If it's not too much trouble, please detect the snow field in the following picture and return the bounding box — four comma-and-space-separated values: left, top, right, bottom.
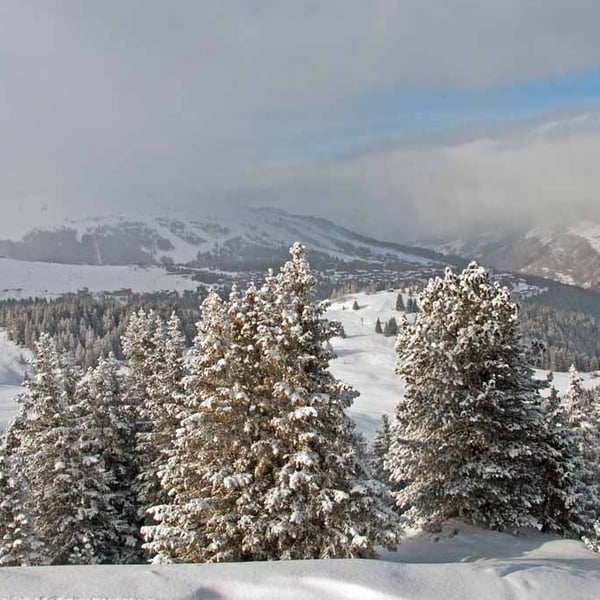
0, 331, 30, 431
1, 525, 599, 599
0, 258, 199, 301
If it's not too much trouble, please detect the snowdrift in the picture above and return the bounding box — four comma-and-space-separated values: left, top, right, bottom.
1, 525, 599, 599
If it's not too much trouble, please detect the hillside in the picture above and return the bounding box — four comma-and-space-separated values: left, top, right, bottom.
0, 208, 444, 270
423, 220, 600, 291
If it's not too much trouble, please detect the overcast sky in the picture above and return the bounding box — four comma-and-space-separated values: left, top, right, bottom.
3, 1, 600, 239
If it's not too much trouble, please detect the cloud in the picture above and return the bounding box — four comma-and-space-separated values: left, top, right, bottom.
1, 2, 600, 237
244, 115, 600, 240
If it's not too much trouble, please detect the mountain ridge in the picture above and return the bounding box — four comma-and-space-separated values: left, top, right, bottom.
0, 207, 451, 270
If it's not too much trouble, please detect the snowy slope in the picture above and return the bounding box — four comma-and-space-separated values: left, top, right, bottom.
0, 331, 29, 432
0, 207, 442, 267
1, 525, 599, 599
0, 257, 199, 300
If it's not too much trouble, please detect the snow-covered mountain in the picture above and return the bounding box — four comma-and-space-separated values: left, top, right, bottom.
0, 207, 443, 270
422, 220, 600, 290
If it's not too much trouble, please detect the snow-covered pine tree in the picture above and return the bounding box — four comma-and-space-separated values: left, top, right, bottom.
371, 414, 392, 485
563, 366, 600, 534
121, 309, 164, 522
537, 386, 589, 536
19, 334, 116, 564
136, 312, 186, 539
78, 354, 141, 562
252, 243, 396, 559
387, 262, 549, 531
0, 422, 44, 566
145, 245, 396, 563
142, 290, 239, 562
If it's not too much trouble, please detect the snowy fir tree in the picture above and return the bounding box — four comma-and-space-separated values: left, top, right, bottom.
371, 414, 392, 485
122, 309, 165, 522
387, 262, 550, 531
0, 424, 44, 566
252, 245, 396, 559
144, 244, 396, 563
537, 387, 589, 536
395, 293, 405, 312
563, 366, 600, 534
77, 354, 141, 562
18, 334, 118, 564
136, 312, 187, 535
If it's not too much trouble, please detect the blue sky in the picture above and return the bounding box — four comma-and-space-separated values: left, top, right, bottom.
257, 66, 600, 162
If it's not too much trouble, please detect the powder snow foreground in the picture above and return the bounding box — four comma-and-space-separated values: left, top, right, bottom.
1, 524, 599, 599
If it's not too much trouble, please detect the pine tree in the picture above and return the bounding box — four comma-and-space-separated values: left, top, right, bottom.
122, 309, 164, 523
144, 245, 396, 563
136, 313, 186, 539
563, 366, 600, 534
396, 293, 405, 312
537, 387, 588, 536
19, 335, 115, 564
383, 317, 398, 337
375, 318, 383, 334
0, 423, 44, 566
387, 263, 549, 531
352, 300, 359, 311
78, 355, 141, 562
371, 414, 392, 485
253, 244, 396, 559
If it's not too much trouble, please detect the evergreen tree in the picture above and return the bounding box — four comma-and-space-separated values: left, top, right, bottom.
136, 313, 186, 539
352, 300, 359, 311
563, 366, 600, 534
78, 355, 141, 562
19, 335, 116, 564
383, 317, 398, 337
122, 309, 164, 523
537, 387, 588, 536
0, 423, 44, 566
144, 245, 396, 563
395, 293, 405, 312
375, 318, 383, 334
387, 263, 549, 531
371, 415, 392, 485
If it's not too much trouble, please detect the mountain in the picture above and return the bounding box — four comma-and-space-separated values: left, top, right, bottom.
422, 220, 600, 291
0, 207, 445, 271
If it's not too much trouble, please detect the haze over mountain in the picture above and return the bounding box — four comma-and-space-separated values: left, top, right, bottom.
422, 219, 600, 291
2, 3, 600, 243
